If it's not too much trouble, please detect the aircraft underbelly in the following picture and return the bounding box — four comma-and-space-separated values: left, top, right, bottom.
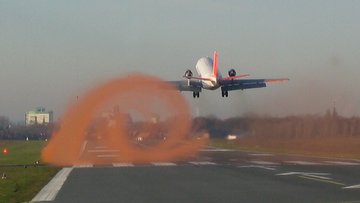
202, 81, 219, 90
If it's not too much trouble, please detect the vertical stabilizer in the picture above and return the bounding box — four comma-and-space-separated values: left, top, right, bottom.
213, 51, 219, 78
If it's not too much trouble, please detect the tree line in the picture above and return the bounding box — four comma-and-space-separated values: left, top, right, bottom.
1, 107, 360, 140
0, 116, 54, 140
192, 108, 360, 139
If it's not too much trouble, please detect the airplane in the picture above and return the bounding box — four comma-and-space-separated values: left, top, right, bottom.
171, 51, 289, 98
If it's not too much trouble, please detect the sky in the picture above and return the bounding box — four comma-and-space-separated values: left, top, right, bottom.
1, 0, 360, 122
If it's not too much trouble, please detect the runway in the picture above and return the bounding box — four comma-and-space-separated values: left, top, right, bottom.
33, 147, 360, 203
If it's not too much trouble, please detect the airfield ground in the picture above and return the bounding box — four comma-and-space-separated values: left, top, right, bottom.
210, 137, 360, 159
1, 137, 360, 202
0, 141, 59, 203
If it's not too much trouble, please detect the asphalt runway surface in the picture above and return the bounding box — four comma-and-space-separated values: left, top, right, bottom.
34, 146, 360, 203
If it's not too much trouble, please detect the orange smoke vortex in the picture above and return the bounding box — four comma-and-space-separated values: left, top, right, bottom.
42, 74, 207, 166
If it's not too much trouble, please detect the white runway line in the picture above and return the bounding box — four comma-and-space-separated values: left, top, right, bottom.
324, 161, 360, 166
238, 165, 277, 171
96, 154, 119, 158
95, 146, 108, 149
249, 160, 279, 165
151, 162, 177, 166
112, 163, 134, 167
343, 184, 360, 189
73, 164, 93, 168
277, 172, 332, 181
248, 153, 274, 156
277, 172, 330, 176
88, 149, 120, 153
301, 174, 332, 180
285, 161, 321, 165
189, 161, 217, 165
78, 140, 88, 158
200, 148, 237, 152
31, 167, 73, 202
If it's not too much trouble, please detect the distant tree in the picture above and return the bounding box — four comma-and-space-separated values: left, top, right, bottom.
0, 116, 10, 130
0, 115, 56, 140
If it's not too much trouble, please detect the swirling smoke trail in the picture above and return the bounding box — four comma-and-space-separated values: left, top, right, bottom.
42, 74, 207, 166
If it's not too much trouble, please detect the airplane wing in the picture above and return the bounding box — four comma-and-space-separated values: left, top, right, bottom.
220, 78, 289, 91
169, 80, 202, 92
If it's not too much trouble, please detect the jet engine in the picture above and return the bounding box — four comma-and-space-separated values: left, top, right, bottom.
228, 69, 236, 77
184, 69, 193, 78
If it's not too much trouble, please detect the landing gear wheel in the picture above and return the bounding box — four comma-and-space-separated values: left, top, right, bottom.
193, 92, 200, 98
221, 91, 228, 97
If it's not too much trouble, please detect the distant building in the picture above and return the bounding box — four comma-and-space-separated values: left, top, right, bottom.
226, 134, 237, 140
25, 107, 54, 125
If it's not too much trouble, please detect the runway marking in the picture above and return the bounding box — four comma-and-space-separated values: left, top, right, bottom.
113, 163, 134, 167
96, 154, 119, 158
238, 165, 277, 171
74, 164, 93, 168
95, 146, 108, 149
277, 172, 330, 176
152, 162, 177, 166
324, 161, 360, 165
248, 153, 274, 156
276, 172, 345, 186
88, 149, 120, 153
189, 161, 217, 165
203, 156, 214, 161
31, 167, 73, 202
343, 184, 360, 189
200, 148, 237, 152
249, 160, 279, 165
298, 175, 346, 186
79, 140, 88, 157
300, 174, 332, 180
285, 161, 321, 165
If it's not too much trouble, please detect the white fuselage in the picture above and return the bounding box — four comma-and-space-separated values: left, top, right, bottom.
195, 57, 222, 90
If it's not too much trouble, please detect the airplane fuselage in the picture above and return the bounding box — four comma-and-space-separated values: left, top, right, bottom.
195, 57, 222, 90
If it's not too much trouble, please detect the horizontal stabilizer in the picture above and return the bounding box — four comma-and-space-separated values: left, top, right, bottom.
264, 78, 290, 83
222, 74, 250, 81
169, 80, 202, 92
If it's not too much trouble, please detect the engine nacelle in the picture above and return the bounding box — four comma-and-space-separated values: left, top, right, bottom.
228, 69, 236, 77
184, 69, 193, 78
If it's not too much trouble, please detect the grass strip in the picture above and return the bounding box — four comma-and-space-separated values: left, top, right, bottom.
0, 141, 60, 203
210, 137, 360, 159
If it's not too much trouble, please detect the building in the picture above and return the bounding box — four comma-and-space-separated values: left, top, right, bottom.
25, 107, 54, 125
226, 134, 237, 140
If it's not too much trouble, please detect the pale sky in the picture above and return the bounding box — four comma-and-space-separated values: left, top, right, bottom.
1, 0, 360, 121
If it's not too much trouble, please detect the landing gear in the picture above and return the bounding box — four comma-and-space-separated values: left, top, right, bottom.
193, 92, 200, 98
221, 91, 228, 97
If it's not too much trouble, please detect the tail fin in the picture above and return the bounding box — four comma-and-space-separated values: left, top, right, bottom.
213, 51, 218, 78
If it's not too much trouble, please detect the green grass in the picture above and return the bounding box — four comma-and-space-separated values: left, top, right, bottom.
0, 141, 47, 165
209, 139, 240, 150
0, 141, 59, 203
0, 166, 59, 203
